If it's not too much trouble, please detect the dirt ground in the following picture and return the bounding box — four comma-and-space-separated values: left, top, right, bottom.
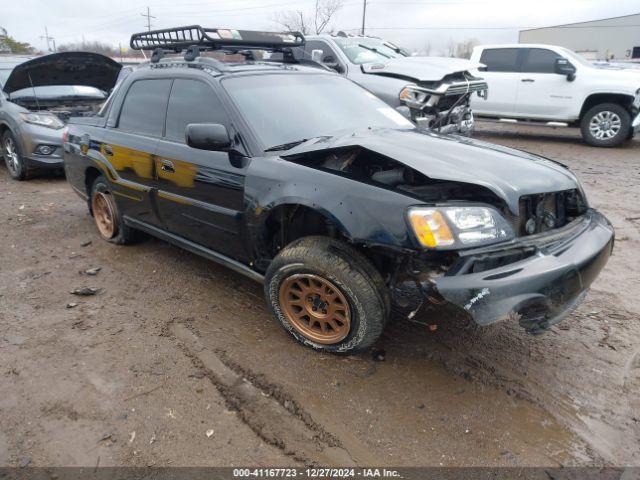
1, 123, 638, 468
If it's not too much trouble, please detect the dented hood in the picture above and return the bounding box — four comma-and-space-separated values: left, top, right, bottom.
3, 52, 121, 94
284, 129, 580, 215
361, 56, 481, 82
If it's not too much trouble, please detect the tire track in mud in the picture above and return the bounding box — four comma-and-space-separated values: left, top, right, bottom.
406, 301, 639, 465
163, 319, 375, 466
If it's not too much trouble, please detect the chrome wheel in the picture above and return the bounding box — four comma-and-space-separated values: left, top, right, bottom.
3, 136, 20, 175
589, 111, 622, 140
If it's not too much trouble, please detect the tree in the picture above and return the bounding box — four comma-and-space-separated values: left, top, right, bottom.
273, 0, 343, 35
0, 30, 35, 54
454, 38, 479, 59
446, 39, 456, 58
58, 40, 119, 56
272, 10, 310, 35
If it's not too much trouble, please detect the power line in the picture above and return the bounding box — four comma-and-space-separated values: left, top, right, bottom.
141, 6, 156, 32
40, 26, 55, 52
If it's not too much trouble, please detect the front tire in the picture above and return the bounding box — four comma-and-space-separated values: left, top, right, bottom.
265, 236, 388, 354
580, 103, 630, 147
2, 130, 29, 180
89, 175, 140, 245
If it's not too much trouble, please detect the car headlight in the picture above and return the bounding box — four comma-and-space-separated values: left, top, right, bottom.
20, 112, 64, 129
408, 206, 514, 249
399, 85, 429, 109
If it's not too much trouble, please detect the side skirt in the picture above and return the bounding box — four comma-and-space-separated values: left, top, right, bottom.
123, 216, 264, 284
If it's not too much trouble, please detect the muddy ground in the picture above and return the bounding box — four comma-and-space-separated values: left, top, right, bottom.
0, 123, 638, 468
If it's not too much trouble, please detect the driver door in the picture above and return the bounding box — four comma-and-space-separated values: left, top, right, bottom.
154, 78, 247, 260
514, 48, 576, 119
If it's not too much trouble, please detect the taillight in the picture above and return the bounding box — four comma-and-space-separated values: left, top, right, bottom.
61, 128, 69, 144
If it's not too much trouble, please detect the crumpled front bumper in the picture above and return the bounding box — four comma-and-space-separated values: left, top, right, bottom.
431, 210, 614, 333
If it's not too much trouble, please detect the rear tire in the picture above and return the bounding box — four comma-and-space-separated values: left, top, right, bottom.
89, 175, 140, 245
2, 130, 29, 180
580, 103, 630, 147
265, 236, 388, 354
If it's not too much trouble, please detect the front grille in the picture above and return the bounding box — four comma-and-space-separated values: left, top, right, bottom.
443, 80, 488, 96
516, 189, 587, 236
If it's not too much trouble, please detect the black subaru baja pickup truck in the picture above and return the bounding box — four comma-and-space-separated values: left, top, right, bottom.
63, 26, 614, 354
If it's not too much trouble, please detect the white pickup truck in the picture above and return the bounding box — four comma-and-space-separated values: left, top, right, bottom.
470, 44, 640, 147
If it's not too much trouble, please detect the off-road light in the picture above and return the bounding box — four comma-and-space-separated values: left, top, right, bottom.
408, 208, 454, 248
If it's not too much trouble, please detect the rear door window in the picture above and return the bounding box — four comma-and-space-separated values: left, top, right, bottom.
479, 48, 521, 72
164, 79, 229, 143
117, 79, 172, 137
522, 48, 562, 74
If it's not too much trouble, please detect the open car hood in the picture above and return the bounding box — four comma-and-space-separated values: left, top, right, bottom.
2, 52, 121, 94
284, 129, 580, 215
361, 56, 482, 82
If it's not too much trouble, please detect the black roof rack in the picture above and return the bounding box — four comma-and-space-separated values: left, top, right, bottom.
130, 25, 305, 52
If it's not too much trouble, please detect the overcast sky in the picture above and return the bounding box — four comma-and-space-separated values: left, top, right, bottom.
2, 0, 639, 55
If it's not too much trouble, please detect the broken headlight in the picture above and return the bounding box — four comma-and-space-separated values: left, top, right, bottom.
399, 85, 429, 109
20, 112, 64, 130
408, 206, 514, 249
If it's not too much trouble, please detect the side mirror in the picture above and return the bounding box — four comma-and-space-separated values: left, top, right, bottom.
185, 123, 231, 151
554, 58, 576, 81
322, 55, 343, 73
311, 49, 323, 62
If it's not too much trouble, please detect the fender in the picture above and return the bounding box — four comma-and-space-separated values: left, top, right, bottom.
244, 155, 419, 251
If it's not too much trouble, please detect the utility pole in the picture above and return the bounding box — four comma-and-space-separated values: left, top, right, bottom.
140, 7, 156, 32
40, 26, 55, 52
361, 0, 367, 35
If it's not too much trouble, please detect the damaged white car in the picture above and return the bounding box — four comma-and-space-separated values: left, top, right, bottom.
294, 32, 488, 135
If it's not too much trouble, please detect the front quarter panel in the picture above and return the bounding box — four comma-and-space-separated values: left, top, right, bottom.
352, 74, 408, 108
244, 155, 419, 252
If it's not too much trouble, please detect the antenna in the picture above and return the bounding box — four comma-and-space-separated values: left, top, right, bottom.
140, 7, 156, 32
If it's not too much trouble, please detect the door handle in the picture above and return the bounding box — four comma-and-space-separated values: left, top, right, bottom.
521, 78, 535, 83
103, 144, 113, 156
160, 159, 175, 173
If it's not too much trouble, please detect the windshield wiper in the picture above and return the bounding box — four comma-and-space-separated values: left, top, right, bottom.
358, 44, 392, 59
264, 138, 310, 152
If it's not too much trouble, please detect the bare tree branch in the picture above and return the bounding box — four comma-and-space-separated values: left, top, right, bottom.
272, 10, 310, 35
273, 0, 343, 35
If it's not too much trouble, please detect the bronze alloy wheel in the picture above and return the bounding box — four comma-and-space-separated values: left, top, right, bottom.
91, 191, 117, 239
279, 273, 351, 345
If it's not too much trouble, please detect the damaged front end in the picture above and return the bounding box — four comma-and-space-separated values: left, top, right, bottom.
429, 210, 614, 333
398, 71, 488, 135
278, 130, 613, 334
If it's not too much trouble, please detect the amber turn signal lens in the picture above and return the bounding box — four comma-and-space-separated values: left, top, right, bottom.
408, 209, 455, 248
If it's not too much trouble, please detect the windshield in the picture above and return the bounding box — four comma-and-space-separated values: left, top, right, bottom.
333, 37, 409, 65
223, 73, 414, 150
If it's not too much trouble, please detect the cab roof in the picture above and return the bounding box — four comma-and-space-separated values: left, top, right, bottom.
140, 55, 329, 77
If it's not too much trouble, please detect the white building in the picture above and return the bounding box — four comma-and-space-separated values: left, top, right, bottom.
519, 13, 640, 61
